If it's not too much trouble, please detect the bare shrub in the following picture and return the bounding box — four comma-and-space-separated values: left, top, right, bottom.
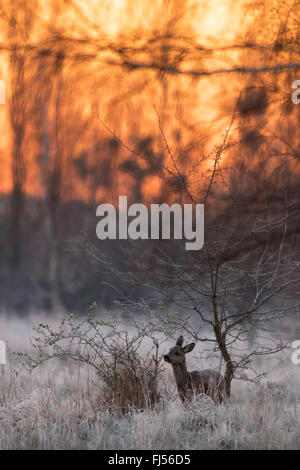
100, 348, 161, 415
15, 306, 171, 415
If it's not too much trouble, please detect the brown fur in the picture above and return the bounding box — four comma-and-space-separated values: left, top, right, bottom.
164, 336, 225, 404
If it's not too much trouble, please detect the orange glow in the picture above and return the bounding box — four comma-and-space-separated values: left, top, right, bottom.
0, 0, 296, 203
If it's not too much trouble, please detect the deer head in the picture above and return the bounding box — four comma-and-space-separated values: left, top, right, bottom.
164, 335, 195, 366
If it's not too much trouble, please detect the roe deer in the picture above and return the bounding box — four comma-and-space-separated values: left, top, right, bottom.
164, 335, 225, 404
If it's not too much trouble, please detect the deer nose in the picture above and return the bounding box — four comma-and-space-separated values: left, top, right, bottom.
164, 355, 170, 362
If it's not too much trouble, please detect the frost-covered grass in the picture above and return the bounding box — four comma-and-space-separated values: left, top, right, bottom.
0, 313, 299, 450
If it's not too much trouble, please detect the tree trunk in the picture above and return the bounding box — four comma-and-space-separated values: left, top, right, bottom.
213, 319, 234, 397
224, 360, 234, 397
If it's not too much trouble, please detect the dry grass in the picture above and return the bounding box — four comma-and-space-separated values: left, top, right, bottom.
0, 369, 299, 449
0, 313, 299, 449
100, 350, 162, 415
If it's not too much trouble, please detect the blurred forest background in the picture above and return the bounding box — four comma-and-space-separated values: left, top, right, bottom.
0, 0, 300, 318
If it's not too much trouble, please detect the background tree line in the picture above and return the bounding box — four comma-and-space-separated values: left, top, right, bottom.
0, 0, 299, 323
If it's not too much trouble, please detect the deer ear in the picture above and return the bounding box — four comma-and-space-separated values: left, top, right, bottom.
183, 342, 195, 354
176, 335, 184, 347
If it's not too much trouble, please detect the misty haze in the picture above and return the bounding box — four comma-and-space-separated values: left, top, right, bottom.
0, 0, 299, 452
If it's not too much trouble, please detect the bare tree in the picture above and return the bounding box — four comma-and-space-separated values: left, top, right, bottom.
0, 0, 37, 268
83, 104, 300, 397
89, 198, 300, 397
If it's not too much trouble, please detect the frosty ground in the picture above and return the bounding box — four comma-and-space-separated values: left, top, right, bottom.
0, 313, 299, 450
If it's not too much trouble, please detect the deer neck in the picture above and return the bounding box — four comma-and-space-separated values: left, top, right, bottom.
172, 360, 188, 390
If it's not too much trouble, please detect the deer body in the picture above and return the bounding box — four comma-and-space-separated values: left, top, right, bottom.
164, 336, 225, 404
